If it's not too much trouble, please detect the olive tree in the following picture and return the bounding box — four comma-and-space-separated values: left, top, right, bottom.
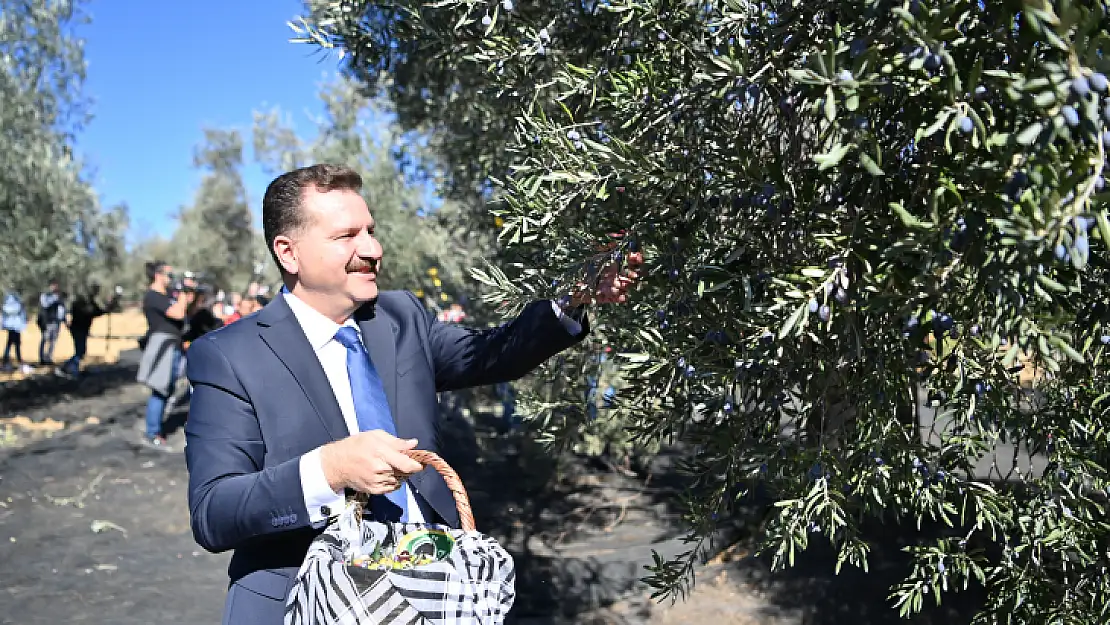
168, 129, 258, 290
0, 0, 118, 296
299, 0, 1110, 621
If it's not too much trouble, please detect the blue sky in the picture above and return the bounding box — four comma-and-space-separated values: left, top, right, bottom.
78, 0, 341, 242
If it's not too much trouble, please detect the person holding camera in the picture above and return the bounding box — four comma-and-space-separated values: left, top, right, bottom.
57, 283, 121, 378
136, 261, 192, 449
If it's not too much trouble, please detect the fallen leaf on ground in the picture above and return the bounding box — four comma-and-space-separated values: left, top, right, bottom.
0, 416, 65, 432
90, 520, 127, 536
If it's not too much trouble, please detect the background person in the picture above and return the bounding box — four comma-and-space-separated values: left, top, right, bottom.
136, 261, 191, 449
1, 291, 32, 374
58, 283, 121, 377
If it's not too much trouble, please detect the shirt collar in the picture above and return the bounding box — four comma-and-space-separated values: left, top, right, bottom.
281, 287, 359, 353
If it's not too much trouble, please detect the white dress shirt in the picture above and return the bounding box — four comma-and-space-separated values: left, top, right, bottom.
289, 290, 582, 526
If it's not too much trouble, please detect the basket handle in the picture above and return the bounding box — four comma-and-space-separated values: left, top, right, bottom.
403, 449, 476, 532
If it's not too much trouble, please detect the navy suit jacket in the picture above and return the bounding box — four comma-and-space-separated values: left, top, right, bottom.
184, 291, 586, 624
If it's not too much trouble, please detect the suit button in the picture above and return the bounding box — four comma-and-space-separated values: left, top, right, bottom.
290, 513, 298, 524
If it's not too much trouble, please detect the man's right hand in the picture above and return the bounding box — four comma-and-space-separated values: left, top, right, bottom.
319, 430, 424, 495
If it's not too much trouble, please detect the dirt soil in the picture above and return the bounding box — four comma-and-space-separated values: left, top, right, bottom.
0, 368, 984, 625
0, 365, 226, 624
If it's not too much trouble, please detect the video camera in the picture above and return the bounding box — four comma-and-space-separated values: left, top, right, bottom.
169, 270, 212, 299
168, 270, 192, 294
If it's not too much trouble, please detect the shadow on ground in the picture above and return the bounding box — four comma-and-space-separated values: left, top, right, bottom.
0, 348, 143, 418
435, 398, 740, 624
711, 515, 987, 625
0, 364, 140, 418
437, 394, 988, 625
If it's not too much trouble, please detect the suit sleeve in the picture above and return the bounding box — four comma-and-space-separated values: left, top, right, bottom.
408, 292, 589, 392
184, 337, 310, 553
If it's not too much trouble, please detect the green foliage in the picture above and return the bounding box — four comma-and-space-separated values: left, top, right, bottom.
0, 0, 122, 296
80, 201, 131, 290
303, 0, 1110, 621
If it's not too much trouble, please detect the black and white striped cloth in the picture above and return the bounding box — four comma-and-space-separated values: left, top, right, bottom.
284, 502, 515, 625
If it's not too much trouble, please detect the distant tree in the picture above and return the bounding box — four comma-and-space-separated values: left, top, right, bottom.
79, 201, 131, 290
0, 0, 119, 296
170, 129, 258, 290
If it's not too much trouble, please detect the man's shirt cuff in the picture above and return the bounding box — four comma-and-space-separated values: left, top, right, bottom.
300, 448, 345, 527
550, 300, 583, 335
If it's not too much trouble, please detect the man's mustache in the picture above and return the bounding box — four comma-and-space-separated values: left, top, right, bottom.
346, 258, 377, 273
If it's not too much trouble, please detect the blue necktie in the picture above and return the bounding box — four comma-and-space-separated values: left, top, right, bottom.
334, 326, 409, 522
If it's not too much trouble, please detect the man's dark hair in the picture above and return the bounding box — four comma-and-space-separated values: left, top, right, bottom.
262, 164, 364, 272
144, 260, 169, 284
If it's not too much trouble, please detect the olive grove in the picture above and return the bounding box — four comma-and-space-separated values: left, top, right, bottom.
299, 1, 1110, 621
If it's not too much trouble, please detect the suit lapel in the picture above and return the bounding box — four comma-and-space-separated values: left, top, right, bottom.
356, 304, 406, 438
257, 296, 349, 441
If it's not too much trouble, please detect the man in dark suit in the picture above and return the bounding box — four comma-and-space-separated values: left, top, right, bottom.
184, 164, 638, 625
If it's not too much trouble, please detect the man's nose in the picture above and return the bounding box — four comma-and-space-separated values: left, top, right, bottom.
355, 231, 382, 259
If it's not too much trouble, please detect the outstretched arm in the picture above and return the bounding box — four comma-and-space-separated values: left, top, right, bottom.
412, 293, 588, 392
415, 248, 641, 391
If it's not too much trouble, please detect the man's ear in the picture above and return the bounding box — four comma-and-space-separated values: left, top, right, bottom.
273, 236, 299, 275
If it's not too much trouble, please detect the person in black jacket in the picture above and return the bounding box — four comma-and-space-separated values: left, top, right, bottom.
183, 289, 224, 346
58, 284, 120, 377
